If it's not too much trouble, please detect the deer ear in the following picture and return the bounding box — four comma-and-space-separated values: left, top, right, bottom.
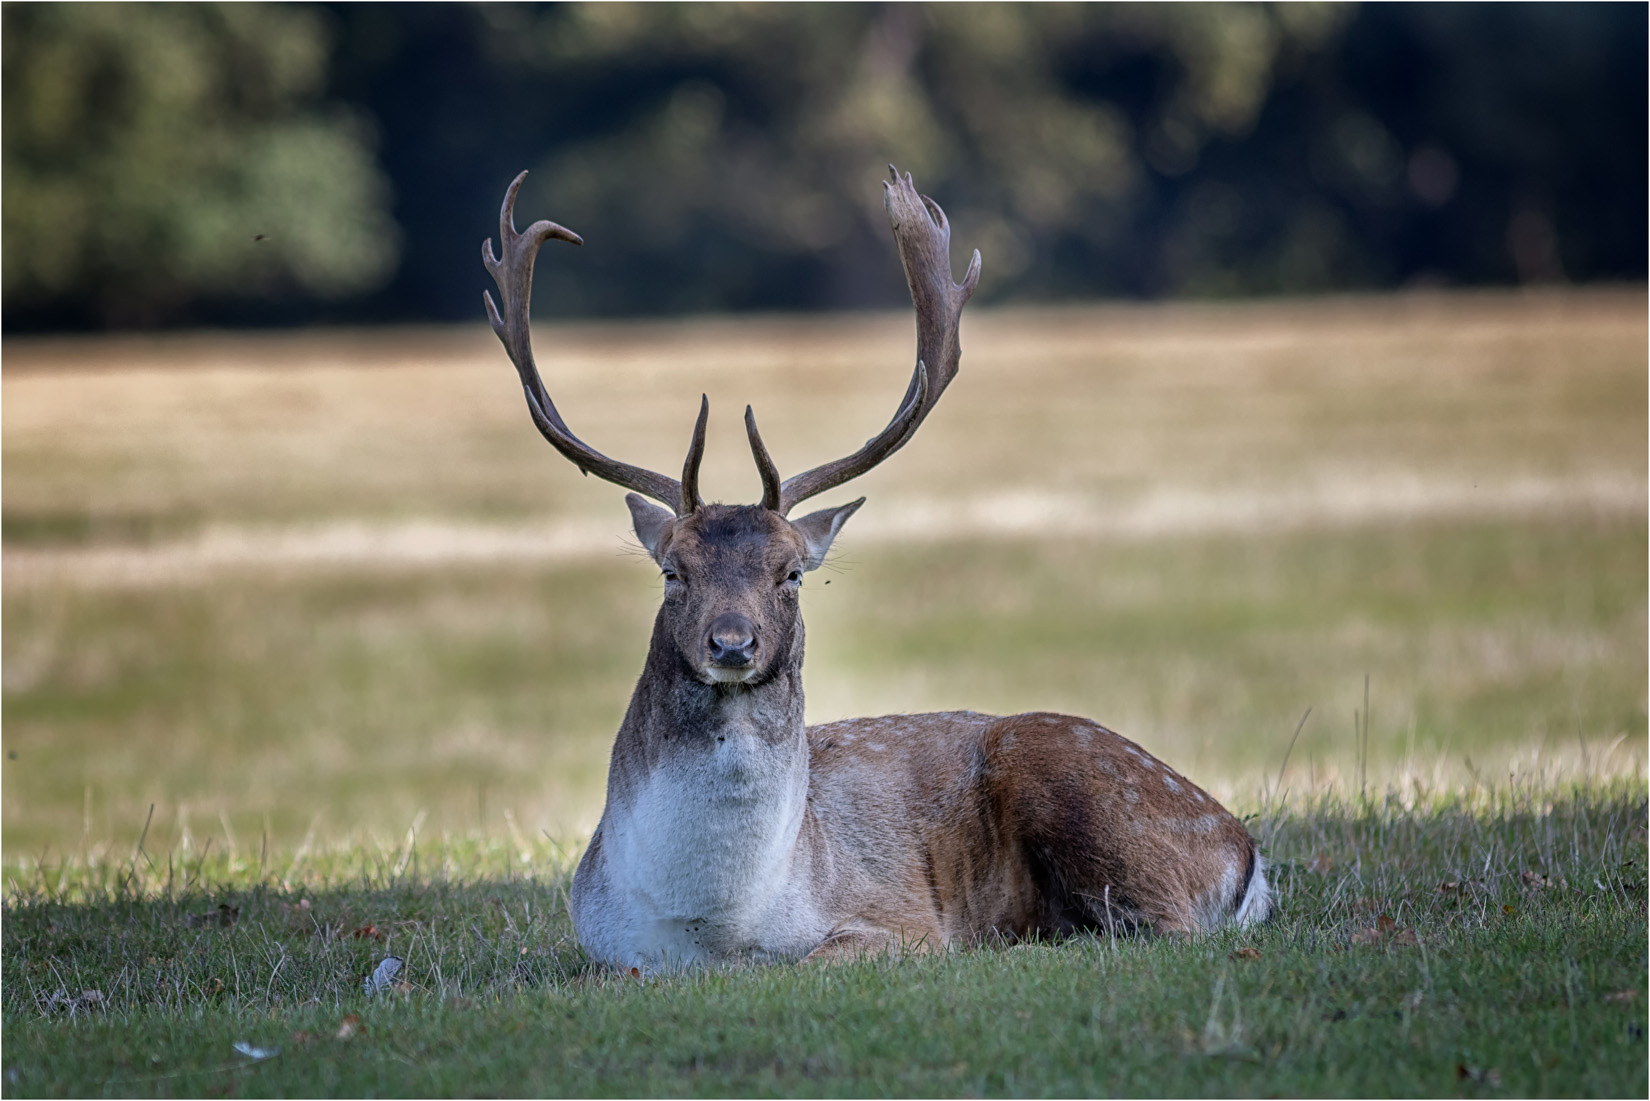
626, 493, 676, 564
791, 497, 864, 572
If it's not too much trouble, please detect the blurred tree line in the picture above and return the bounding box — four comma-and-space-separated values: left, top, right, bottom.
3, 2, 1644, 331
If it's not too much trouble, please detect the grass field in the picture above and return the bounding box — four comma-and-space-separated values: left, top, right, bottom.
2, 782, 1645, 1096
3, 289, 1646, 1096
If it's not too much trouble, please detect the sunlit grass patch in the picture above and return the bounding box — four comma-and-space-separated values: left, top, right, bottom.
4, 510, 1642, 856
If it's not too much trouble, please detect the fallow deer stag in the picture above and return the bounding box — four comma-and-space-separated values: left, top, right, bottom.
483, 165, 1271, 969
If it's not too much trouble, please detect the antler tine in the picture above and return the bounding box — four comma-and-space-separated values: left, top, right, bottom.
744, 405, 783, 512
776, 165, 980, 516
681, 396, 710, 513
483, 170, 694, 515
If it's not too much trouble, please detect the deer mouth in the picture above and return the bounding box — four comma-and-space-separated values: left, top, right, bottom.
704, 661, 759, 685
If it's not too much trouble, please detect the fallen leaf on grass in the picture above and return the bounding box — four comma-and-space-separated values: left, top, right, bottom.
335, 1014, 363, 1040
205, 977, 225, 997
363, 955, 404, 997
1230, 947, 1262, 960
232, 1041, 278, 1061
184, 904, 240, 929
351, 924, 384, 941
1350, 916, 1419, 947
1520, 869, 1566, 890
1603, 989, 1638, 1003
1307, 853, 1334, 874
1502, 904, 1518, 915
1438, 880, 1460, 893
1455, 1063, 1501, 1086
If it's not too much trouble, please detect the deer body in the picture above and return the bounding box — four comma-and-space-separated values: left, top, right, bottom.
482, 168, 1271, 970
570, 560, 1264, 969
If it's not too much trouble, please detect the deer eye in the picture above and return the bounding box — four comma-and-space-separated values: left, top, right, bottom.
662, 569, 682, 585
783, 569, 802, 587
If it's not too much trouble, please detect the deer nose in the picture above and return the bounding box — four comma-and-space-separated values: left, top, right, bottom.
706, 613, 758, 666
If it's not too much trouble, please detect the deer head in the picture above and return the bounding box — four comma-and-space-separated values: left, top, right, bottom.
483, 166, 979, 690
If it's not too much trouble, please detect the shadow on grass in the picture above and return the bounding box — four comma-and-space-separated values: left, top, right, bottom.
2, 778, 1644, 1097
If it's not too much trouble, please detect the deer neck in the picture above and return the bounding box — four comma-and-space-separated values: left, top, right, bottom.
620, 607, 809, 760
597, 619, 814, 932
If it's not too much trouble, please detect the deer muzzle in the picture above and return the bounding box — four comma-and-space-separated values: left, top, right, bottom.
705, 613, 760, 682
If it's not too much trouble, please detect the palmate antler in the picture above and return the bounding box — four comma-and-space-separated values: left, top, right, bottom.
484, 165, 979, 517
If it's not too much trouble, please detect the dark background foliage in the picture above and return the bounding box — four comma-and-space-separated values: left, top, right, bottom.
3, 2, 1644, 332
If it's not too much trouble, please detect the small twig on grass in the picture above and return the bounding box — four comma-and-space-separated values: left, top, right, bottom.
1268, 708, 1313, 825
263, 946, 288, 1006
285, 813, 322, 885
184, 838, 213, 894
1359, 674, 1371, 806
394, 810, 428, 880
218, 809, 240, 863
131, 804, 157, 880
1275, 707, 1312, 796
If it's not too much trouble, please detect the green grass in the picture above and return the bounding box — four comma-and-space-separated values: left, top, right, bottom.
4, 779, 1644, 1097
